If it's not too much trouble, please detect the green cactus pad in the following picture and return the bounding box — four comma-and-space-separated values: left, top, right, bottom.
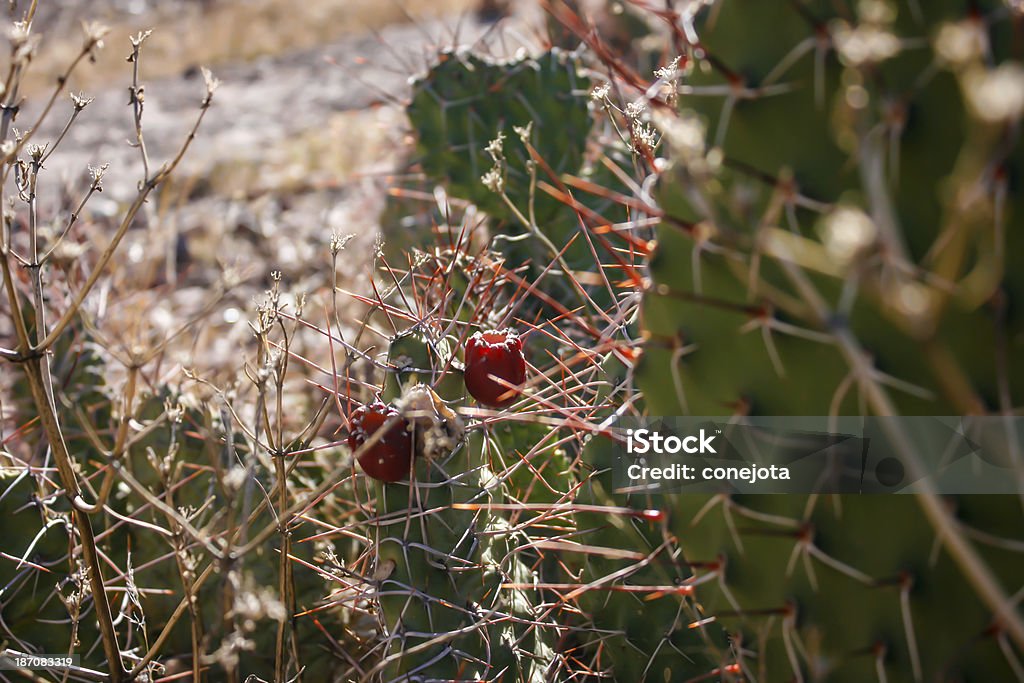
635, 1, 1024, 680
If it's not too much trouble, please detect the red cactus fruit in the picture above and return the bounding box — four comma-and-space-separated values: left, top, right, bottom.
348, 400, 413, 482
463, 328, 526, 408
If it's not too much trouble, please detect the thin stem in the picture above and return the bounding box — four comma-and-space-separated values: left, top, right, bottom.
40, 166, 105, 264
35, 80, 214, 352
20, 358, 125, 681
127, 31, 153, 181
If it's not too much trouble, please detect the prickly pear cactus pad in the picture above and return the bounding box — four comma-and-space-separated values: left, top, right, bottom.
348, 230, 572, 679
403, 46, 624, 288
641, 0, 1024, 416
568, 459, 739, 682
630, 0, 1024, 680
367, 384, 561, 681
407, 48, 591, 228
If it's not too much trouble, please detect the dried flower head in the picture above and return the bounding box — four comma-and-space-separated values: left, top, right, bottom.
481, 166, 504, 194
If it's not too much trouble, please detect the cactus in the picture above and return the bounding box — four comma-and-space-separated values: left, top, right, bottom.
407, 48, 591, 230
0, 323, 367, 681
356, 232, 572, 679
403, 47, 627, 295
568, 463, 738, 682
353, 201, 739, 680
12, 3, 1023, 681
367, 383, 562, 681
398, 41, 736, 679
631, 1, 1024, 680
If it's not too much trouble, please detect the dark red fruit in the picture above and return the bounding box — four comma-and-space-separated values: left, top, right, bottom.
464, 328, 526, 408
348, 401, 413, 482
